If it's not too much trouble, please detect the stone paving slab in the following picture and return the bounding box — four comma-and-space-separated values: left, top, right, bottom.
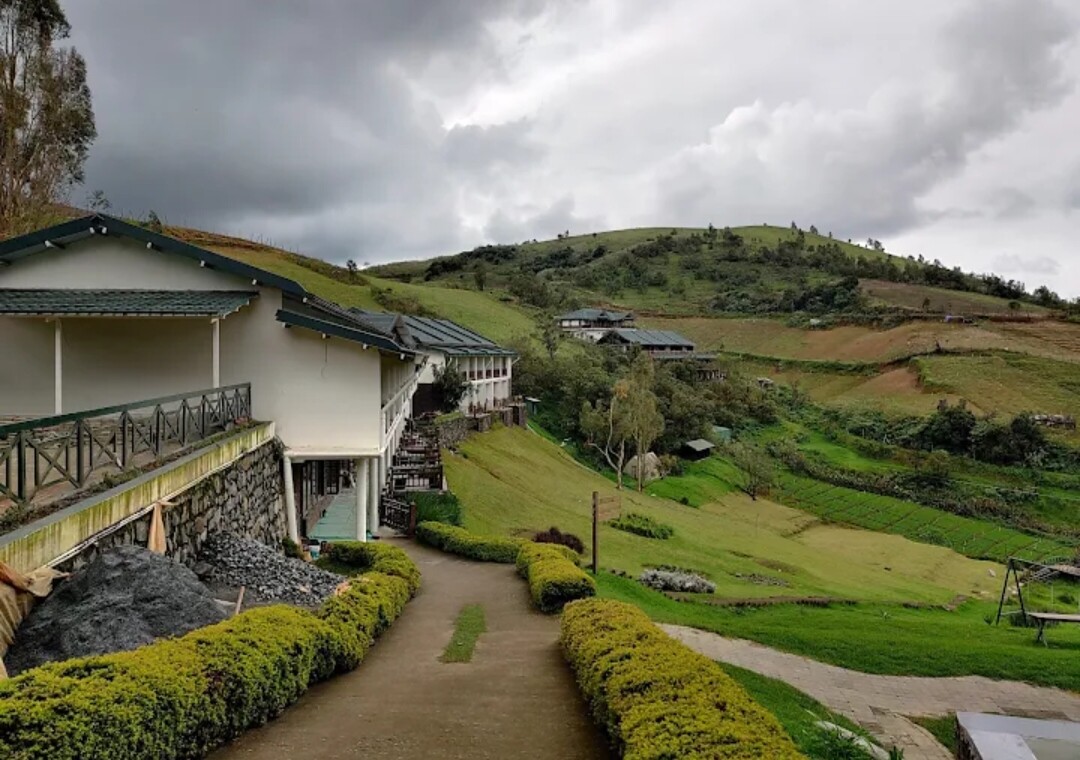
663, 624, 1080, 760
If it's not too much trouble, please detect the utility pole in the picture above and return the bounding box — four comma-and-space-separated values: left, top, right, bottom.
591, 491, 599, 575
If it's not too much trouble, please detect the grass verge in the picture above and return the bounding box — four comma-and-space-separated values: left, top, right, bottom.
909, 715, 958, 757
441, 604, 486, 663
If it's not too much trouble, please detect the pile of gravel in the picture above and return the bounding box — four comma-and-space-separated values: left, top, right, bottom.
639, 568, 716, 594
196, 533, 342, 606
5, 545, 227, 676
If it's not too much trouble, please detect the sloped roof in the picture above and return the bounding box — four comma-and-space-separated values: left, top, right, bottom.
0, 215, 414, 355
0, 289, 256, 317
602, 328, 695, 348
352, 309, 515, 357
557, 308, 633, 321
683, 439, 715, 452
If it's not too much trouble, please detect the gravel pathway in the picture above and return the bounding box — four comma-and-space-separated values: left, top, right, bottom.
663, 624, 1080, 760
211, 539, 610, 759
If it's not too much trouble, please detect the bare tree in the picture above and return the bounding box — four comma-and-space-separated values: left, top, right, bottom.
580, 379, 631, 489
0, 0, 96, 235
729, 443, 774, 500
623, 354, 664, 492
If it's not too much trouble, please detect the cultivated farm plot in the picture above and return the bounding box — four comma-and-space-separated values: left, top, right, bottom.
860, 279, 1050, 316
776, 474, 1071, 563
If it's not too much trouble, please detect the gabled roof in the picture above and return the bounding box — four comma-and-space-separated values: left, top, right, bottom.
0, 215, 415, 355
557, 308, 634, 322
601, 328, 695, 348
352, 309, 515, 357
0, 289, 256, 317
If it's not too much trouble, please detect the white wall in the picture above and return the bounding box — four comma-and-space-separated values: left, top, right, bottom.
0, 318, 54, 415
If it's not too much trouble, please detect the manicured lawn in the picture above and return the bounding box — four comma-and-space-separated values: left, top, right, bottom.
598, 573, 1080, 693
441, 604, 486, 663
446, 428, 1000, 605
719, 663, 881, 760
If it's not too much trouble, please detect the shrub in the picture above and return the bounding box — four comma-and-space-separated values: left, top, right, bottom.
410, 491, 462, 526
0, 546, 420, 760
415, 521, 523, 563
560, 599, 804, 759
609, 512, 674, 539
517, 542, 595, 613
321, 541, 421, 595
533, 525, 585, 554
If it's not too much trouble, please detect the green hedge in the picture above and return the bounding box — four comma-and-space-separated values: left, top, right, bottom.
561, 599, 805, 760
321, 540, 422, 595
0, 543, 419, 760
609, 512, 674, 540
517, 542, 596, 613
415, 521, 522, 563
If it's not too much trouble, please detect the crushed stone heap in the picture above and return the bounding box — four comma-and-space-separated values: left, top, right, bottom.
4, 545, 227, 676
196, 532, 343, 606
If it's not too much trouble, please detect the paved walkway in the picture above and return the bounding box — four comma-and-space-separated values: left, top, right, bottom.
663, 624, 1080, 760
309, 488, 359, 542
213, 540, 610, 759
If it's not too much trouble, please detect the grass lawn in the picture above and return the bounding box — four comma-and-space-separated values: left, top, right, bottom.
909, 715, 958, 757
597, 573, 1080, 692
441, 604, 486, 663
719, 663, 882, 760
447, 427, 1000, 605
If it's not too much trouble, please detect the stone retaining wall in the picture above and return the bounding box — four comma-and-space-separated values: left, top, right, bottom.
56, 438, 286, 572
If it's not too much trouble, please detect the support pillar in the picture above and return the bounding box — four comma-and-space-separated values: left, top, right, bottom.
211, 318, 221, 388
355, 458, 369, 542
282, 455, 300, 544
54, 318, 62, 414
368, 457, 380, 537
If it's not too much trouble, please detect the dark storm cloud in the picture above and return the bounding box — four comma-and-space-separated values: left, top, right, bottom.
66, 1, 546, 260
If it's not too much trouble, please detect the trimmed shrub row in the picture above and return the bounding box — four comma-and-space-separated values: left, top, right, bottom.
609, 511, 674, 539
0, 542, 420, 760
415, 521, 522, 563
517, 542, 596, 613
561, 599, 805, 759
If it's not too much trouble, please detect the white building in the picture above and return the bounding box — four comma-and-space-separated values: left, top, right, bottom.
0, 214, 421, 544
352, 310, 515, 414
555, 307, 635, 342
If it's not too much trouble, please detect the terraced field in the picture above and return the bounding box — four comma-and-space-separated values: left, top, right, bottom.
860, 279, 1051, 316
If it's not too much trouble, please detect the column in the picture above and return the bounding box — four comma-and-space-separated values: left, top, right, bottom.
282, 455, 300, 544
211, 318, 221, 388
368, 457, 380, 537
355, 458, 369, 542
54, 318, 62, 414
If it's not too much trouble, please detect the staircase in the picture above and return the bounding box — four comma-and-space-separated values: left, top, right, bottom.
380, 415, 444, 534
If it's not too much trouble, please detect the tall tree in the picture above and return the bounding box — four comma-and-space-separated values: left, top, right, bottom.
580, 379, 631, 490
0, 0, 95, 236
623, 354, 664, 492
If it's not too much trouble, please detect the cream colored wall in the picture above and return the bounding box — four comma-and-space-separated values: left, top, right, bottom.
0, 318, 54, 415
0, 236, 240, 290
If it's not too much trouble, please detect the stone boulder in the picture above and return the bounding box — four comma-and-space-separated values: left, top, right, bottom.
623, 452, 662, 484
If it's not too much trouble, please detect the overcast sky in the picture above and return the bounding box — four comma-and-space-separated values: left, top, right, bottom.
67, 0, 1080, 296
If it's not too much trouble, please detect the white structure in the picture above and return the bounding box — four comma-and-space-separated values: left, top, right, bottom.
0, 215, 422, 544
555, 307, 634, 342
353, 311, 515, 414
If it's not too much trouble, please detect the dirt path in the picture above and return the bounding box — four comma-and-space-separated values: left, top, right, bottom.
212, 540, 609, 760
663, 624, 1080, 760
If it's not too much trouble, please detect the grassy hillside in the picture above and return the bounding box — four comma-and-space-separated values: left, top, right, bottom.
447, 426, 998, 604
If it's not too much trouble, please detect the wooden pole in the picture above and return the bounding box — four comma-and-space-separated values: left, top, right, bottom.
592, 490, 599, 575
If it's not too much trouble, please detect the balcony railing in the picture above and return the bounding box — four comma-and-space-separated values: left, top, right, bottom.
0, 383, 251, 507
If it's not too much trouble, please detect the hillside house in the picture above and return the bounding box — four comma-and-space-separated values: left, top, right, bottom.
597, 328, 722, 381
556, 307, 635, 341
352, 310, 516, 414
0, 215, 422, 545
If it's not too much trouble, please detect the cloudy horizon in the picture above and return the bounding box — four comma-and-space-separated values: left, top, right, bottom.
67, 0, 1080, 296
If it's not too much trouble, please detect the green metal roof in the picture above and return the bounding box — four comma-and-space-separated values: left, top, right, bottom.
351, 309, 515, 357
0, 289, 257, 317
276, 309, 411, 354
602, 328, 695, 348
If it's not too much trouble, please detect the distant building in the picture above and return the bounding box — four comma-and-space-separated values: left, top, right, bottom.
680, 438, 716, 461
555, 308, 635, 342
352, 310, 515, 415
597, 328, 721, 381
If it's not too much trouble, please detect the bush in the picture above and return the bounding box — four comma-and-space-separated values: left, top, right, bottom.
533, 526, 585, 554
639, 567, 716, 594
560, 599, 804, 759
517, 542, 595, 613
609, 512, 674, 540
0, 544, 420, 760
415, 521, 523, 563
409, 491, 462, 526
321, 540, 421, 596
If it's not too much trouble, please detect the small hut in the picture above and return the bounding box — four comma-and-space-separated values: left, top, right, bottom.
681, 439, 716, 461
